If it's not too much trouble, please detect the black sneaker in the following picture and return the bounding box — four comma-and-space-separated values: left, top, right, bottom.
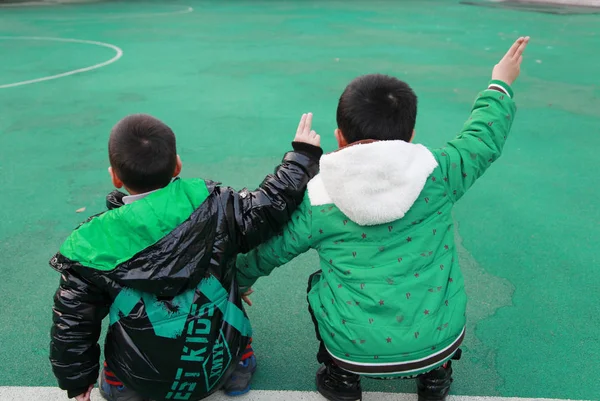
223, 355, 257, 396
316, 362, 362, 401
416, 361, 454, 401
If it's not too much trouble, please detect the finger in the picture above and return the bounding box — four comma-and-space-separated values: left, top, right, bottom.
303, 113, 313, 134
512, 37, 530, 60
504, 37, 524, 58
242, 296, 253, 306
505, 37, 525, 58
309, 130, 317, 138
296, 114, 307, 137
314, 134, 321, 146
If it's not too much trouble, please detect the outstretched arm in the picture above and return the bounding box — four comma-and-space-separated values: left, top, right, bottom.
432, 37, 529, 202
237, 195, 314, 290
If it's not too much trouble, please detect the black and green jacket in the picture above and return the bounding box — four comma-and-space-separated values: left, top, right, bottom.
49, 144, 321, 400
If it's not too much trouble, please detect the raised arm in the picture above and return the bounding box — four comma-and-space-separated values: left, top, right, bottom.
432, 37, 529, 202
229, 114, 322, 253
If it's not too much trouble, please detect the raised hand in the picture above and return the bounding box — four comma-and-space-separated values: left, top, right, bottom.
492, 36, 530, 85
294, 113, 321, 147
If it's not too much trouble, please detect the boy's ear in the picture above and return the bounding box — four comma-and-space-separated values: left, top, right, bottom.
335, 128, 348, 148
108, 166, 124, 189
173, 155, 182, 177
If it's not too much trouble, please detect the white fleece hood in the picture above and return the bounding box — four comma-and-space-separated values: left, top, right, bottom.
308, 140, 438, 226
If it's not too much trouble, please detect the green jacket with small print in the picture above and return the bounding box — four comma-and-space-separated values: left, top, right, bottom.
237, 81, 516, 375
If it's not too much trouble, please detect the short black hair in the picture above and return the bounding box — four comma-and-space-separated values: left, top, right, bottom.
336, 74, 418, 144
108, 114, 177, 193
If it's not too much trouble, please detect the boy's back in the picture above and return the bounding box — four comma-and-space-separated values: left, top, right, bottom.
49, 114, 322, 401
52, 179, 254, 399
238, 92, 511, 370
237, 37, 529, 401
301, 138, 471, 370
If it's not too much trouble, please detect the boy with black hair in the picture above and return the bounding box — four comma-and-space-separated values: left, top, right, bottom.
237, 37, 529, 401
49, 113, 322, 401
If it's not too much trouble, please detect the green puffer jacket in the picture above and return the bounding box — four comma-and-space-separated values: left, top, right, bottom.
238, 81, 516, 377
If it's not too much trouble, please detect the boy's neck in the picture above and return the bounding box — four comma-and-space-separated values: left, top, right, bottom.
122, 185, 166, 205
125, 185, 158, 196
338, 139, 377, 150
122, 188, 160, 205
126, 188, 142, 196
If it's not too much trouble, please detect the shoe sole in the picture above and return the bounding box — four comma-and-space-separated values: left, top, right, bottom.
225, 385, 251, 397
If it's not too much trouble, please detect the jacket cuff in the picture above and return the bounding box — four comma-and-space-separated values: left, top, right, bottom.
291, 142, 323, 160
67, 387, 89, 399
488, 80, 514, 98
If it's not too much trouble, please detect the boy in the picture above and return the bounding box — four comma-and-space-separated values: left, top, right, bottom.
49, 113, 322, 401
237, 37, 529, 401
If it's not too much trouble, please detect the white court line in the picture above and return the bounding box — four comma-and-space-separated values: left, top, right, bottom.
0, 387, 588, 401
0, 36, 123, 89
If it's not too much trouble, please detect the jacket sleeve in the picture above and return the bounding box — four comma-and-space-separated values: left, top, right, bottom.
50, 266, 110, 398
237, 194, 313, 289
431, 80, 517, 202
230, 142, 321, 254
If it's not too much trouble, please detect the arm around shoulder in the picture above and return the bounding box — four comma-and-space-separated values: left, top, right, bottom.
230, 141, 321, 253
231, 113, 323, 253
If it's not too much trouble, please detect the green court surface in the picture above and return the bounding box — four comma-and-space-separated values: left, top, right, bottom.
0, 1, 599, 400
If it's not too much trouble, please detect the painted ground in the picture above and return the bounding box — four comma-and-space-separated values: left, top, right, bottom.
0, 1, 598, 400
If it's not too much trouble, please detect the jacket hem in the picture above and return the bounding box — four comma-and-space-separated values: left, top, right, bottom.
326, 327, 465, 375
